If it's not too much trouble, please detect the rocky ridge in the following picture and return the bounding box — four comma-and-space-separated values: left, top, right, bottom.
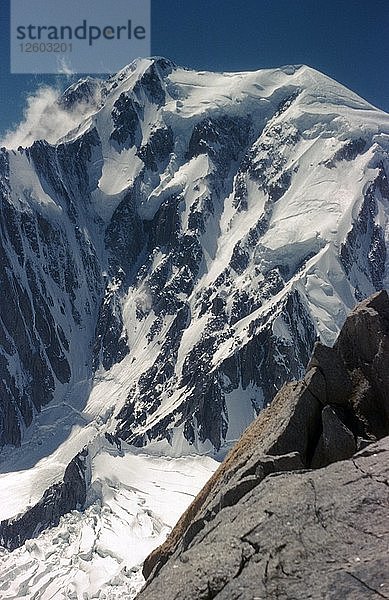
138, 290, 389, 599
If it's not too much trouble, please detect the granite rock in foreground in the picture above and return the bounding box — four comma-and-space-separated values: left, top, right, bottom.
137, 291, 389, 599
138, 438, 389, 600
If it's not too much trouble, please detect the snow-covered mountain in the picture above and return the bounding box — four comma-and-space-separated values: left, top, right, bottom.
0, 57, 388, 598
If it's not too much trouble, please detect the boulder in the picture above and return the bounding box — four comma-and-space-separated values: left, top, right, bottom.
311, 405, 356, 468
307, 342, 352, 404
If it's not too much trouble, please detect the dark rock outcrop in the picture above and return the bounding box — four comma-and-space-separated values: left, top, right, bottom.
311, 405, 356, 468
138, 291, 389, 598
0, 448, 90, 550
334, 290, 389, 438
0, 134, 103, 448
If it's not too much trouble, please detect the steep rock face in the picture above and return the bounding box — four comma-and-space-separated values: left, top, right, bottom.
0, 448, 90, 550
140, 291, 389, 590
334, 290, 389, 437
0, 137, 103, 447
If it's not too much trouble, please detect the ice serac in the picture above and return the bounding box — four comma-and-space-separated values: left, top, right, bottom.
0, 57, 389, 457
138, 291, 389, 599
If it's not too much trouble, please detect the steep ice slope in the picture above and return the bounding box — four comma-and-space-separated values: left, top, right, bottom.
0, 58, 388, 569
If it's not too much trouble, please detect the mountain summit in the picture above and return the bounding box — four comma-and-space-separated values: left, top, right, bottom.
1, 57, 388, 453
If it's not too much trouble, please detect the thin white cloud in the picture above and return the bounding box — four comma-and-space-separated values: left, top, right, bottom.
0, 83, 98, 149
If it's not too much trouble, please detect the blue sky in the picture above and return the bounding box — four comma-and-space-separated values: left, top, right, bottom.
1, 0, 388, 138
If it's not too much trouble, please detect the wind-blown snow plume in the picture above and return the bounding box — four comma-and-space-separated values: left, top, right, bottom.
0, 82, 100, 148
